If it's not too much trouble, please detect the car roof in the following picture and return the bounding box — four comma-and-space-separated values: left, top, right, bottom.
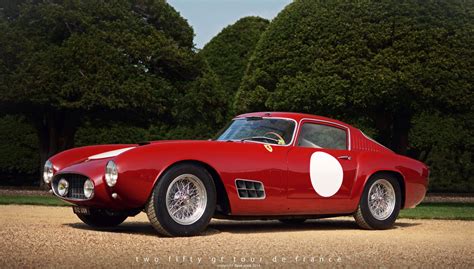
235, 112, 352, 128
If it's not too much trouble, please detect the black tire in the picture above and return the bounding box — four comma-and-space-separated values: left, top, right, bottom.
145, 163, 216, 237
278, 218, 307, 224
76, 212, 127, 228
354, 173, 401, 230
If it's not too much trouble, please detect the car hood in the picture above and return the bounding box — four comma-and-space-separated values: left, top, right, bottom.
85, 140, 208, 159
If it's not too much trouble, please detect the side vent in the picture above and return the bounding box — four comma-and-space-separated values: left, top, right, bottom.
235, 179, 265, 199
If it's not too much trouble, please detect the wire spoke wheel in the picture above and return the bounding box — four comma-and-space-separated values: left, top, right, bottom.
367, 179, 396, 221
165, 174, 207, 225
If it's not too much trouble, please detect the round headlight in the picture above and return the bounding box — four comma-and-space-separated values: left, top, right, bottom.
43, 160, 54, 184
84, 179, 94, 199
57, 178, 69, 196
105, 161, 118, 187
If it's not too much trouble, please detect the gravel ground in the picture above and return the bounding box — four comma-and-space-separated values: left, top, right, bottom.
0, 205, 472, 268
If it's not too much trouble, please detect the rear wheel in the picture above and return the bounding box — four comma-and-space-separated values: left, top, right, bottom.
278, 218, 307, 224
146, 163, 216, 236
354, 173, 401, 229
76, 212, 127, 228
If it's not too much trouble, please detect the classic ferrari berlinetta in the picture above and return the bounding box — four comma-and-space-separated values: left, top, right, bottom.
44, 112, 428, 236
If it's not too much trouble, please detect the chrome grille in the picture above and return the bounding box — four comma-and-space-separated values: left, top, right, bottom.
52, 174, 88, 200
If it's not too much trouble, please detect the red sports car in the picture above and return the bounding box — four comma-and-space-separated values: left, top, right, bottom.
44, 112, 429, 236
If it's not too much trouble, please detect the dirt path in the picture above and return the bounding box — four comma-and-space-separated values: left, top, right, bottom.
0, 205, 473, 268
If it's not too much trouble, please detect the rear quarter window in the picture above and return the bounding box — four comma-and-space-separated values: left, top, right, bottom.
298, 123, 347, 150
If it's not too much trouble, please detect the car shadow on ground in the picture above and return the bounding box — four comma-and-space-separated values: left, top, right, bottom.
65, 219, 420, 237
66, 222, 166, 237
209, 219, 419, 234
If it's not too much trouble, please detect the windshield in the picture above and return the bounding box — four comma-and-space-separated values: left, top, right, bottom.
216, 117, 296, 145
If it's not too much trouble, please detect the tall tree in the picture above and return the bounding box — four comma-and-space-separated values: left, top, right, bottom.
0, 0, 226, 186
235, 0, 473, 155
200, 16, 269, 116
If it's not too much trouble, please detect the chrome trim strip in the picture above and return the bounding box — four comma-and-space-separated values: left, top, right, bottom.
295, 118, 351, 150
234, 178, 266, 200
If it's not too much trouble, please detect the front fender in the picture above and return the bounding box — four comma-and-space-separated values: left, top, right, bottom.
112, 141, 223, 208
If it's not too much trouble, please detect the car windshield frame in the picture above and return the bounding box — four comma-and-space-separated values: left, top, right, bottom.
215, 117, 297, 146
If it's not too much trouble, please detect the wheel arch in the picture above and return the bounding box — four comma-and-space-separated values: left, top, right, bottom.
151, 159, 232, 215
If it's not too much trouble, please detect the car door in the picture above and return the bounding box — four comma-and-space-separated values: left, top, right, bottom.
285, 120, 358, 214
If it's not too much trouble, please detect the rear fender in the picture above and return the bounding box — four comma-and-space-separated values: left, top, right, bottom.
350, 152, 427, 210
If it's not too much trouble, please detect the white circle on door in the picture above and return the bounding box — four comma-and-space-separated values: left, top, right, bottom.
310, 151, 343, 197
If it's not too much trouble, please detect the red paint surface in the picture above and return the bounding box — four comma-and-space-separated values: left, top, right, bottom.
48, 112, 428, 215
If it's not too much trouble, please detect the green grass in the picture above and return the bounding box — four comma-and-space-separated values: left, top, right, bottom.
399, 202, 474, 220
0, 196, 472, 221
0, 195, 71, 206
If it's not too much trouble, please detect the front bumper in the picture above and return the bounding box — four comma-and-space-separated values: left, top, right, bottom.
50, 159, 143, 210
51, 172, 139, 210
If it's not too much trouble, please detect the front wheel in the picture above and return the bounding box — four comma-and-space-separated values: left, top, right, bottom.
145, 163, 216, 237
76, 212, 127, 228
353, 173, 401, 230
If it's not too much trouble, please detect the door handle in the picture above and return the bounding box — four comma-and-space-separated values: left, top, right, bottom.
337, 155, 351, 160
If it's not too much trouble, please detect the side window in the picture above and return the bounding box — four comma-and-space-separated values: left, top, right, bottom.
297, 123, 347, 150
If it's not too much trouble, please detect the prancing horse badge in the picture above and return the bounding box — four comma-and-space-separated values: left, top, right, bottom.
264, 144, 273, 152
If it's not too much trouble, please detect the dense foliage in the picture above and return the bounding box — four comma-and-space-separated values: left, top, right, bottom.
0, 0, 226, 185
201, 16, 269, 116
0, 116, 38, 185
0, 0, 472, 191
409, 112, 473, 191
235, 0, 473, 191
